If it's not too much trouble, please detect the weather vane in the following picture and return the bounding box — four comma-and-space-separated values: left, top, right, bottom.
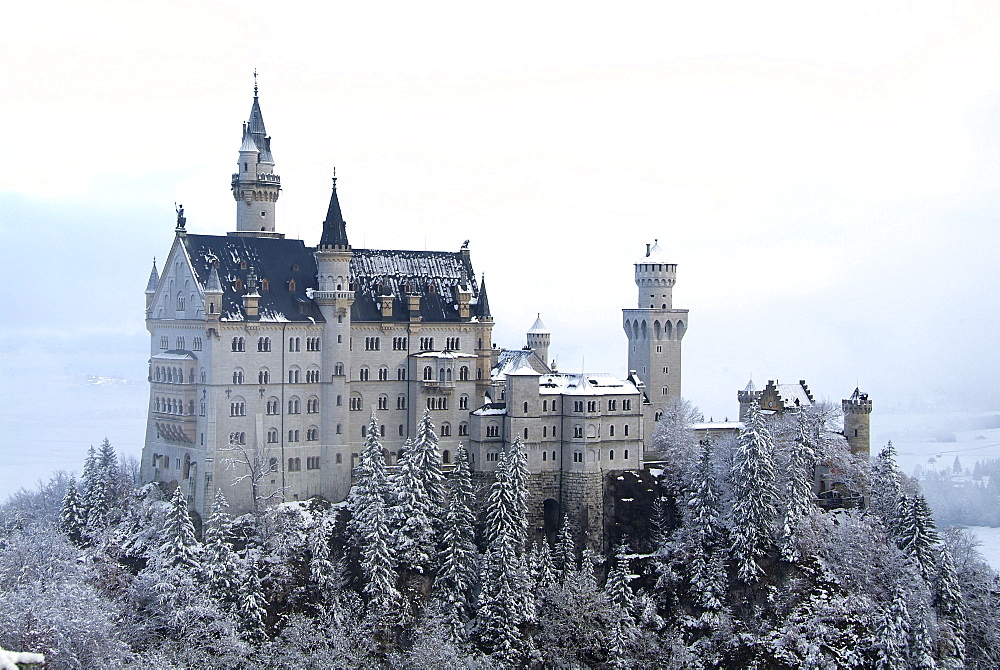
253, 68, 258, 96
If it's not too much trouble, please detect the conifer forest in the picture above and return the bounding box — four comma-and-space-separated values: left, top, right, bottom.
2, 405, 999, 669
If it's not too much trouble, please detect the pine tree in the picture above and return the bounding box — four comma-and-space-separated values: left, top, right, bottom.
389, 439, 436, 574
159, 487, 200, 572
729, 401, 777, 583
59, 477, 85, 545
347, 412, 390, 543
363, 491, 401, 621
897, 494, 939, 582
533, 539, 557, 590
685, 440, 727, 609
79, 445, 99, 528
477, 450, 527, 664
554, 514, 578, 577
202, 490, 241, 608
871, 441, 904, 529
875, 590, 910, 670
605, 542, 634, 613
309, 511, 342, 604
934, 544, 966, 669
434, 444, 478, 641
411, 409, 447, 512
236, 553, 268, 642
778, 413, 816, 562
506, 438, 530, 541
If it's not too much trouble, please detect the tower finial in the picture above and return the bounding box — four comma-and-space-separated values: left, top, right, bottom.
253, 69, 258, 97
332, 167, 337, 186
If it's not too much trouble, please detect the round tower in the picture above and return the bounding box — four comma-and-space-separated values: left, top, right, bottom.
622, 239, 689, 442
231, 78, 281, 235
526, 313, 551, 369
842, 388, 872, 457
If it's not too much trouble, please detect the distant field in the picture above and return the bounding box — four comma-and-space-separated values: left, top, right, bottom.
873, 411, 1000, 477
967, 526, 1000, 572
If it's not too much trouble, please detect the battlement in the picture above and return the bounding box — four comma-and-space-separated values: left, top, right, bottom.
842, 388, 872, 414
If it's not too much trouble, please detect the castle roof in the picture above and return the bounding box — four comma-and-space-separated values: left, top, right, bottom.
243, 92, 274, 163
183, 234, 322, 323
491, 348, 548, 381
528, 313, 549, 334
318, 178, 349, 248
536, 372, 639, 396
145, 259, 159, 294
638, 238, 667, 264
349, 247, 486, 323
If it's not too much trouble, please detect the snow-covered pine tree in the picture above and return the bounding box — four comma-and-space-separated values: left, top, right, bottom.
347, 412, 390, 543
506, 438, 530, 542
159, 487, 200, 572
434, 443, 478, 641
309, 510, 342, 605
202, 490, 242, 608
933, 543, 966, 669
362, 488, 402, 623
686, 440, 727, 610
729, 400, 778, 583
411, 409, 448, 513
605, 542, 635, 613
554, 514, 578, 578
389, 438, 436, 574
871, 441, 904, 529
236, 553, 268, 642
533, 538, 557, 590
778, 413, 817, 562
59, 476, 85, 545
79, 445, 100, 528
897, 493, 940, 583
477, 449, 528, 663
875, 589, 910, 670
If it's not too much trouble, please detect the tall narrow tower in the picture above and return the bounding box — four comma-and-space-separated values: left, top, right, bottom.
526, 313, 551, 368
313, 176, 355, 499
842, 388, 872, 457
231, 77, 281, 236
623, 240, 688, 437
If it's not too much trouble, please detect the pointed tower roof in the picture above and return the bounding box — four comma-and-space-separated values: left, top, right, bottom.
475, 275, 491, 319
743, 377, 757, 393
145, 259, 159, 294
242, 77, 273, 163
205, 266, 223, 293
239, 131, 259, 153
528, 313, 549, 333
318, 176, 350, 248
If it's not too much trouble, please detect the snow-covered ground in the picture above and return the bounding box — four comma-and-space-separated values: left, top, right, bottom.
873, 411, 1000, 478
967, 526, 1000, 572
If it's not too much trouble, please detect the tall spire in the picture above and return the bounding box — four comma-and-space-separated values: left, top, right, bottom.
318, 172, 350, 249
231, 74, 281, 236
145, 258, 159, 294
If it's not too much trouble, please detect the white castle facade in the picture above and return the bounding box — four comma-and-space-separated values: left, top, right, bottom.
140, 87, 689, 544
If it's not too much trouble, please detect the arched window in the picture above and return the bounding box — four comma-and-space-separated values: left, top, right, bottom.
574, 425, 583, 438
523, 427, 528, 439
624, 449, 629, 460
359, 367, 370, 381
542, 451, 547, 461
423, 366, 433, 380
459, 394, 469, 410
460, 366, 469, 381
288, 397, 300, 414
438, 368, 445, 382
233, 369, 244, 384
443, 450, 451, 464
259, 369, 270, 384
609, 424, 615, 437
397, 366, 407, 380
267, 428, 278, 443
188, 400, 195, 415
378, 366, 389, 381
459, 422, 468, 436
334, 363, 345, 376
624, 424, 629, 436
441, 423, 451, 437
573, 451, 583, 463
609, 449, 615, 460
397, 395, 407, 410
378, 395, 388, 410
523, 401, 529, 413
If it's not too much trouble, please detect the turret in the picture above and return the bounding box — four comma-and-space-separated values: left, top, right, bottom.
842, 388, 872, 457
145, 258, 159, 313
231, 76, 281, 236
737, 378, 758, 421
204, 266, 223, 321
635, 239, 677, 309
526, 313, 551, 369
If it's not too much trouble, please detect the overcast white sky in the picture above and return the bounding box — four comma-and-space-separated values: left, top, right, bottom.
1, 0, 999, 432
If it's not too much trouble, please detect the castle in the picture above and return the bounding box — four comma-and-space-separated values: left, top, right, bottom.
140, 86, 689, 545
140, 86, 870, 545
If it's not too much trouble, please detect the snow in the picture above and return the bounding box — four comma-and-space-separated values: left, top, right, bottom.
257, 308, 290, 322
967, 526, 1000, 572
0, 647, 44, 669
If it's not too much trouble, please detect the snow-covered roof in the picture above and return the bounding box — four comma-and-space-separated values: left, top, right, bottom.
692, 421, 743, 431
491, 348, 547, 381
775, 383, 813, 408
637, 239, 668, 264
536, 372, 639, 397
239, 133, 259, 153
413, 350, 477, 359
528, 313, 549, 334
153, 350, 198, 361
472, 403, 507, 416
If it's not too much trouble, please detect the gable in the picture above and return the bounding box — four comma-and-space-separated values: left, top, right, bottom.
149, 237, 204, 320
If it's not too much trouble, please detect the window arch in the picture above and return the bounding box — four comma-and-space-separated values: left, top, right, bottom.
378, 366, 389, 381
258, 368, 270, 384
441, 422, 451, 437
232, 369, 244, 384
267, 428, 278, 443
459, 366, 469, 381
334, 362, 345, 376
307, 396, 319, 413
423, 366, 433, 381
459, 421, 468, 436
288, 396, 300, 414
442, 449, 451, 464
359, 366, 370, 381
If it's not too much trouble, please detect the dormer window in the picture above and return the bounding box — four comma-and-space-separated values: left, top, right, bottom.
287, 278, 297, 292
261, 278, 270, 291
233, 278, 244, 291
291, 263, 300, 272
240, 261, 247, 270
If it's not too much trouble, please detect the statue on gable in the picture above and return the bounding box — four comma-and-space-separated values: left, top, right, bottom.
175, 203, 186, 230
